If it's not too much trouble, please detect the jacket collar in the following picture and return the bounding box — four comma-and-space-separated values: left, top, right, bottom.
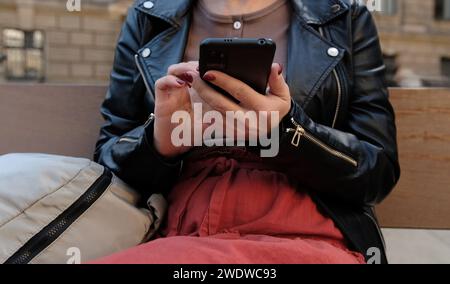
135, 0, 349, 108
291, 0, 350, 25
135, 0, 350, 27
135, 0, 194, 27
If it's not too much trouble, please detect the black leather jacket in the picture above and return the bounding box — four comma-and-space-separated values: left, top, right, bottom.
94, 0, 401, 264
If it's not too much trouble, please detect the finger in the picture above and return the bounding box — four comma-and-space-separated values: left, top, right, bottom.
167, 62, 199, 77
268, 63, 290, 98
202, 70, 263, 109
188, 71, 242, 115
155, 75, 186, 92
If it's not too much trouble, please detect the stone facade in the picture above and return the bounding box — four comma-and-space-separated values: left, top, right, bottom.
373, 0, 450, 87
0, 0, 450, 86
0, 0, 123, 83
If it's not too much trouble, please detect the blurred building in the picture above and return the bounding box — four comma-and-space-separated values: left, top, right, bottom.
0, 0, 126, 83
374, 0, 450, 87
0, 0, 450, 87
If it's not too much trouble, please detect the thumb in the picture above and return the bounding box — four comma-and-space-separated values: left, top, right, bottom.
268, 63, 289, 97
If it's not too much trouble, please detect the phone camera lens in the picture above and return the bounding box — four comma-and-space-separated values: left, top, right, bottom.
258, 39, 266, 45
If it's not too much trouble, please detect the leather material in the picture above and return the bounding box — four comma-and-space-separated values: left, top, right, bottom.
0, 154, 166, 264
94, 0, 400, 263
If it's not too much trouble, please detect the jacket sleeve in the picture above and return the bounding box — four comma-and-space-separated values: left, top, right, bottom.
94, 7, 181, 198
274, 4, 400, 206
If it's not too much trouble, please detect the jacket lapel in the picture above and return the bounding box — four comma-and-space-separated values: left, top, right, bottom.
134, 0, 194, 94
286, 13, 345, 108
138, 16, 191, 90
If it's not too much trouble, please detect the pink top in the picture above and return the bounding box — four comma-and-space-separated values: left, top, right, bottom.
183, 0, 291, 68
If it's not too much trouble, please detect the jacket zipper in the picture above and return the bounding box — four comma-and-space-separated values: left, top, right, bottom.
144, 113, 155, 127
135, 53, 154, 97
287, 118, 358, 167
318, 27, 342, 129
118, 137, 139, 144
135, 53, 156, 127
117, 114, 155, 144
118, 55, 155, 146
4, 169, 113, 264
331, 69, 342, 128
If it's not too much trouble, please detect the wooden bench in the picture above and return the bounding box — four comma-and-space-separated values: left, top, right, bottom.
1, 84, 449, 231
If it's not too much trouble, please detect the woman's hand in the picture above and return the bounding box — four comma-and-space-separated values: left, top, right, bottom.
153, 62, 214, 158
154, 62, 291, 157
187, 63, 291, 140
153, 62, 196, 158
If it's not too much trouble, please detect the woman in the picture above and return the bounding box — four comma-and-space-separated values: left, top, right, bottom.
93, 0, 400, 264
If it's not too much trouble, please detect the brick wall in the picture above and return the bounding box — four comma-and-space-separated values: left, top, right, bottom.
373, 0, 450, 86
1, 0, 450, 86
0, 0, 123, 83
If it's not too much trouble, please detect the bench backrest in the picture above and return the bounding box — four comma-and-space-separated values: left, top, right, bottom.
376, 88, 450, 229
1, 84, 449, 229
0, 84, 106, 158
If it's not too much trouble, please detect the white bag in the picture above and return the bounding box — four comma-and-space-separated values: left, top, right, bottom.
0, 153, 166, 264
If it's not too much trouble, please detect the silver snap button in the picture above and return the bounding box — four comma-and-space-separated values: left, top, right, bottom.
327, 47, 339, 57
233, 21, 242, 30
142, 48, 151, 58
143, 1, 154, 9
331, 4, 341, 13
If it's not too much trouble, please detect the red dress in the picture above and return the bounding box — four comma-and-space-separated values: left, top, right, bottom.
92, 148, 365, 264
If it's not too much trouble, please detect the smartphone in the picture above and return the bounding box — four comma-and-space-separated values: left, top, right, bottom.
199, 38, 276, 102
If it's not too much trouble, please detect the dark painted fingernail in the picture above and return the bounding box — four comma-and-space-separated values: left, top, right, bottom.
176, 79, 186, 86
182, 72, 193, 83
278, 63, 284, 75
203, 73, 216, 81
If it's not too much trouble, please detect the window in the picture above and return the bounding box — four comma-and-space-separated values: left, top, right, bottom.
2, 29, 45, 81
436, 0, 450, 20
442, 57, 450, 78
382, 0, 398, 16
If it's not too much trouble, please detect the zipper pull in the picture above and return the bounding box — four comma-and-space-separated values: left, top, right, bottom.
144, 113, 155, 127
291, 125, 304, 147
